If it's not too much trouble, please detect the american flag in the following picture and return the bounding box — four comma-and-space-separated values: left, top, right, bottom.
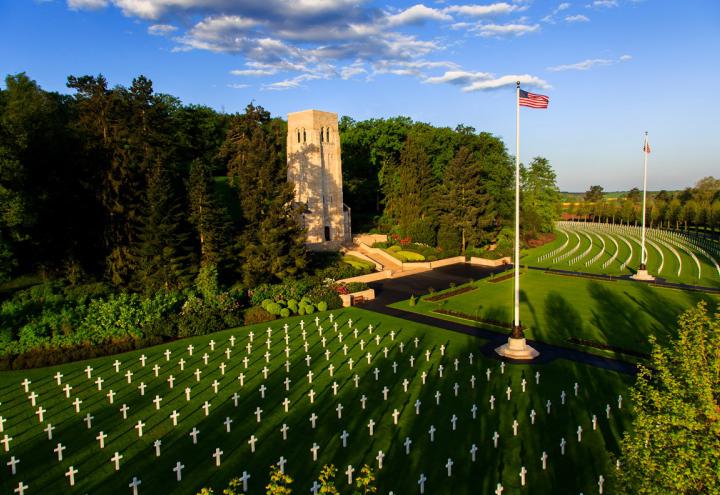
519, 89, 549, 109
643, 141, 651, 153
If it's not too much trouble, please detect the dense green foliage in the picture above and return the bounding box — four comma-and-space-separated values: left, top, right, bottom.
574, 177, 720, 234
615, 302, 720, 494
340, 118, 560, 253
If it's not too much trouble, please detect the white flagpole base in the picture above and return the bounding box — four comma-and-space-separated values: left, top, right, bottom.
631, 269, 656, 281
495, 337, 539, 360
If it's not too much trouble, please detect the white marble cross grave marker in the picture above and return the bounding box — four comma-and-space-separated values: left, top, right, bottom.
446, 458, 453, 476
560, 437, 567, 455
519, 466, 527, 486
248, 435, 258, 452
135, 420, 145, 437
173, 461, 184, 481
14, 481, 28, 495
310, 443, 320, 461
376, 450, 385, 469
212, 448, 223, 466
129, 477, 141, 495
65, 465, 78, 486
368, 419, 375, 436
189, 427, 200, 445
97, 431, 107, 448
493, 431, 500, 448
429, 425, 436, 442
7, 456, 19, 475
53, 442, 65, 461
111, 451, 123, 471
340, 430, 349, 447
541, 451, 548, 470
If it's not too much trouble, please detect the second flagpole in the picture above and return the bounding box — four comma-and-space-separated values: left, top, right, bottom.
513, 81, 521, 335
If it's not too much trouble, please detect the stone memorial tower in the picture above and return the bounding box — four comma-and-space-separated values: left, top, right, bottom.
287, 110, 351, 250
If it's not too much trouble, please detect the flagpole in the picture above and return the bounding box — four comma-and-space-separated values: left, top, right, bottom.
631, 131, 655, 281
495, 81, 538, 359
640, 131, 649, 268
513, 81, 521, 336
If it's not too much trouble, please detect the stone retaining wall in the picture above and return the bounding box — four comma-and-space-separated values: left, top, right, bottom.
469, 256, 512, 267
339, 288, 376, 307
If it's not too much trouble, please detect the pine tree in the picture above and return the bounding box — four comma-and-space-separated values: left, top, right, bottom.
188, 159, 231, 268
136, 161, 195, 292
222, 104, 306, 286
440, 146, 493, 253
383, 134, 437, 242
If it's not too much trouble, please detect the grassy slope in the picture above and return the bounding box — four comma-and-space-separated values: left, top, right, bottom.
392, 271, 717, 356
523, 228, 720, 288
0, 308, 631, 495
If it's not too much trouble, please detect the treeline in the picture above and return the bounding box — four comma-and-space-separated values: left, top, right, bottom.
340, 118, 560, 254
573, 179, 720, 234
0, 73, 305, 288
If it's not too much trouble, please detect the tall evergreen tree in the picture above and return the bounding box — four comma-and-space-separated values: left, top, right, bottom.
521, 157, 562, 236
223, 104, 306, 286
382, 134, 437, 242
440, 146, 493, 253
136, 161, 195, 292
188, 159, 231, 269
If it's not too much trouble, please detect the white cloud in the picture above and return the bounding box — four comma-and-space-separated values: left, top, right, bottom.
423, 70, 494, 85
547, 54, 630, 71
463, 74, 549, 92
386, 4, 451, 26
424, 70, 548, 92
474, 22, 539, 37
230, 68, 277, 76
263, 73, 322, 91
227, 83, 249, 89
67, 0, 108, 9
340, 62, 367, 79
564, 14, 589, 22
556, 2, 571, 11
444, 2, 521, 16
588, 0, 617, 7
148, 23, 177, 35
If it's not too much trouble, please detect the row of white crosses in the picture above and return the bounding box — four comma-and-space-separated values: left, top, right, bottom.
2, 313, 389, 492
3, 312, 623, 494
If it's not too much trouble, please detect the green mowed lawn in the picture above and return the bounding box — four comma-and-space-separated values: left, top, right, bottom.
392, 271, 718, 356
524, 228, 720, 288
0, 308, 632, 495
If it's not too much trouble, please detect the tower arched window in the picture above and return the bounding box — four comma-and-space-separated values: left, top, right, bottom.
297, 129, 300, 143
326, 127, 330, 142
320, 127, 324, 142
303, 129, 306, 143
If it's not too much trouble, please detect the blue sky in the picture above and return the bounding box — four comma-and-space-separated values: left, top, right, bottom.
2, 0, 719, 191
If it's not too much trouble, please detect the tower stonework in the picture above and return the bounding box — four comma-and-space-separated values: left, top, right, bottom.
287, 110, 351, 249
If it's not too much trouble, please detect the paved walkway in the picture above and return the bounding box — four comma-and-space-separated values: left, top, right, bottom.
362, 264, 639, 375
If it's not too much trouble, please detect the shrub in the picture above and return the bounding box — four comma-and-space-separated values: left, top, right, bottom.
345, 282, 369, 293
409, 294, 416, 307
280, 308, 290, 318
177, 307, 225, 337
317, 301, 328, 312
243, 306, 275, 326
306, 284, 343, 310
265, 302, 282, 316
287, 299, 298, 313
395, 250, 425, 262
305, 304, 315, 314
